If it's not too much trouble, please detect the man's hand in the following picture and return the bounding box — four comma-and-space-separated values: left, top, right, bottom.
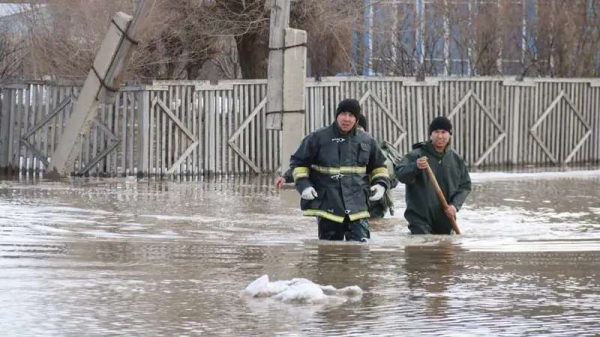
445, 205, 457, 218
275, 176, 286, 190
416, 156, 429, 170
301, 187, 318, 200
369, 184, 386, 201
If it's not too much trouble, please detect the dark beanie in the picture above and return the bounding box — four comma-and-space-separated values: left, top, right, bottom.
336, 99, 361, 119
357, 114, 368, 131
429, 116, 452, 135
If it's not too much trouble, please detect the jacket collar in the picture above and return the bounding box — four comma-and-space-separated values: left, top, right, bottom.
424, 140, 450, 158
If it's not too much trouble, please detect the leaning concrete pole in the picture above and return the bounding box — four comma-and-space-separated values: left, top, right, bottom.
265, 0, 307, 175
46, 0, 156, 179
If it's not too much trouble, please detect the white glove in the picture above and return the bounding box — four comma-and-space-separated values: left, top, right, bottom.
301, 187, 318, 200
369, 184, 386, 201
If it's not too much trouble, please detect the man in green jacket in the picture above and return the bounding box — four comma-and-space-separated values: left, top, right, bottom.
290, 99, 391, 241
396, 116, 471, 234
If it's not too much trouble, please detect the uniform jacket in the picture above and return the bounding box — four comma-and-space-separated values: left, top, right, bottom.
290, 122, 390, 223
396, 141, 471, 234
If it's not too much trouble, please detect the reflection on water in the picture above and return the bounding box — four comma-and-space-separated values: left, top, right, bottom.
404, 242, 459, 319
1, 171, 600, 336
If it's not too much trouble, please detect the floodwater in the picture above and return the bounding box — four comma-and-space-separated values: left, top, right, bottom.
1, 169, 600, 336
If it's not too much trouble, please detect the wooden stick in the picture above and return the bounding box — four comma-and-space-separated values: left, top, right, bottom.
424, 166, 461, 234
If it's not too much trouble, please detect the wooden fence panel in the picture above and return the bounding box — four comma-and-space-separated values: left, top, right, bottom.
2, 78, 599, 176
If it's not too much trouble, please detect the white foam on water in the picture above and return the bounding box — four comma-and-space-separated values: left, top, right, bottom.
463, 239, 600, 252
550, 212, 589, 219
470, 169, 600, 182
37, 206, 114, 215
389, 169, 600, 192
589, 207, 600, 214
502, 198, 529, 203
139, 214, 227, 222
243, 275, 362, 305
29, 225, 72, 234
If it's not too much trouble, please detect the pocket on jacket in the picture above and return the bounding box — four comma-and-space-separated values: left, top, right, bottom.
358, 143, 371, 164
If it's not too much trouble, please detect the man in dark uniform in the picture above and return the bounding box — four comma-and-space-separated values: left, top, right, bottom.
277, 115, 399, 219
276, 113, 369, 189
290, 99, 391, 241
396, 116, 471, 234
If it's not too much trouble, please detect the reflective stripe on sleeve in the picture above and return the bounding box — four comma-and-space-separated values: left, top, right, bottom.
369, 167, 390, 181
293, 167, 310, 180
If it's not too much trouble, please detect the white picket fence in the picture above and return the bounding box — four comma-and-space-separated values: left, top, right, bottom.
1, 77, 599, 176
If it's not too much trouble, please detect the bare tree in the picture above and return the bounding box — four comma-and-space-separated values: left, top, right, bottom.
521, 0, 600, 77
16, 0, 598, 80
20, 0, 135, 79
369, 0, 600, 78
16, 0, 359, 80
0, 26, 25, 80
131, 0, 221, 80
207, 0, 360, 79
370, 1, 420, 76
293, 0, 359, 77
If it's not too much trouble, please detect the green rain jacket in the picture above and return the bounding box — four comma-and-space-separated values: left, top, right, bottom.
290, 122, 391, 223
396, 141, 471, 234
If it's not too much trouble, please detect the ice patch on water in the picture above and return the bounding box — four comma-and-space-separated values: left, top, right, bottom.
243, 275, 362, 304
502, 198, 529, 203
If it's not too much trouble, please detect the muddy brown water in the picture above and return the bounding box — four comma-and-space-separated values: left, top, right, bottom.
1, 170, 599, 336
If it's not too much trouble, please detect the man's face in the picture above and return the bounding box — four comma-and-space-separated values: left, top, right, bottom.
430, 129, 450, 150
337, 112, 357, 133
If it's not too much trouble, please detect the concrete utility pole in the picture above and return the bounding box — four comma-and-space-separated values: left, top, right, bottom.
265, 0, 307, 176
46, 0, 156, 179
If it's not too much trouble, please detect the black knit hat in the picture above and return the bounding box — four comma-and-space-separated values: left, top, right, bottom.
357, 114, 368, 131
336, 99, 361, 119
429, 116, 452, 135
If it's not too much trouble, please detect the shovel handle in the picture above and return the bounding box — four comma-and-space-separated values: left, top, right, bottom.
424, 165, 461, 235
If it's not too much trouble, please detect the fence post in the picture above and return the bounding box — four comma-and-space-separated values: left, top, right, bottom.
137, 88, 150, 177
416, 86, 425, 141
504, 79, 536, 165
593, 82, 600, 162
511, 86, 521, 165
0, 89, 10, 174
9, 88, 21, 174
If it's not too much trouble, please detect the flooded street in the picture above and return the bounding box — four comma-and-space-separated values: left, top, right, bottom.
1, 169, 600, 336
